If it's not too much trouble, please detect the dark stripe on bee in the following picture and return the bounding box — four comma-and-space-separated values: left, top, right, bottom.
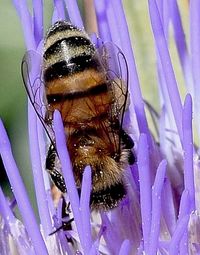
47, 82, 108, 103
63, 112, 109, 126
47, 21, 77, 37
90, 182, 126, 209
44, 36, 93, 60
44, 56, 100, 82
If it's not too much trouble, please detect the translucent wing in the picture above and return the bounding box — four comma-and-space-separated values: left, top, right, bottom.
96, 42, 132, 158
97, 42, 129, 129
21, 50, 55, 146
22, 51, 68, 191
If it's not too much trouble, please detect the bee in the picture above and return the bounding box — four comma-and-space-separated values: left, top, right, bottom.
22, 21, 135, 210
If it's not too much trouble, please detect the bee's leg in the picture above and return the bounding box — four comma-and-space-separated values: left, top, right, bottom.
121, 129, 135, 165
46, 144, 67, 193
50, 198, 74, 243
50, 218, 74, 236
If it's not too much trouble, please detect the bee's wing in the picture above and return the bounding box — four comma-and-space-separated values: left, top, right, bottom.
97, 42, 129, 129
93, 42, 134, 158
21, 50, 55, 146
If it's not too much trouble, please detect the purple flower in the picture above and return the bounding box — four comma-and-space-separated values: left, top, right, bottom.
0, 0, 200, 254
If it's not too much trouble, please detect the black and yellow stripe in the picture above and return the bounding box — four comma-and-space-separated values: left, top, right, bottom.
44, 56, 100, 82
43, 21, 98, 82
47, 82, 108, 103
44, 36, 92, 59
47, 21, 77, 37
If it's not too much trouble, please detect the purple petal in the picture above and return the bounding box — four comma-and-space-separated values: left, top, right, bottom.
190, 0, 200, 139
161, 178, 177, 235
182, 94, 195, 210
28, 104, 52, 235
64, 0, 83, 28
137, 133, 151, 252
169, 214, 190, 255
109, 0, 152, 146
149, 160, 167, 255
12, 0, 36, 50
188, 211, 200, 254
169, 0, 193, 94
178, 189, 191, 219
148, 0, 183, 141
119, 240, 131, 255
94, 0, 112, 42
80, 166, 92, 254
101, 212, 122, 253
0, 186, 15, 223
53, 110, 84, 248
33, 0, 43, 45
156, 0, 169, 38
0, 119, 48, 255
52, 0, 66, 23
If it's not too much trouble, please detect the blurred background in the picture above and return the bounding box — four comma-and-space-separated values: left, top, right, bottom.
0, 1, 29, 192
0, 1, 189, 203
0, 1, 52, 204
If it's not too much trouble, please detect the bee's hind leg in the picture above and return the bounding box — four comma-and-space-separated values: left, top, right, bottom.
46, 144, 67, 193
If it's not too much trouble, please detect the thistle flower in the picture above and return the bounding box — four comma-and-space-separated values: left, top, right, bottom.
0, 0, 199, 255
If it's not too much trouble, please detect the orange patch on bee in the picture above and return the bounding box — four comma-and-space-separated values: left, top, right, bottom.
45, 69, 106, 95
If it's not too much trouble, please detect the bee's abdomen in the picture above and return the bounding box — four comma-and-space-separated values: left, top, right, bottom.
44, 36, 92, 59
44, 56, 99, 82
43, 21, 110, 124
43, 21, 98, 82
90, 182, 126, 210
46, 82, 108, 103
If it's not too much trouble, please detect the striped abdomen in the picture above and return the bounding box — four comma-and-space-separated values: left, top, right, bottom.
43, 21, 112, 126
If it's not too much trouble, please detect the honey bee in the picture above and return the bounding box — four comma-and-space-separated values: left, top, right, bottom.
22, 21, 135, 210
